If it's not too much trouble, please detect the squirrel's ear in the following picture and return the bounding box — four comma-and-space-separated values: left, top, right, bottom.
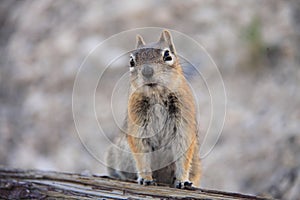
158, 31, 166, 43
163, 30, 176, 54
136, 34, 145, 48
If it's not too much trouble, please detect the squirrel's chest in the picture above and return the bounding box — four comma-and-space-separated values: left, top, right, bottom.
141, 102, 178, 148
129, 93, 181, 145
146, 103, 169, 134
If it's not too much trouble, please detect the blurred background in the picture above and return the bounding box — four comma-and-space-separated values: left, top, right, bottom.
0, 0, 299, 199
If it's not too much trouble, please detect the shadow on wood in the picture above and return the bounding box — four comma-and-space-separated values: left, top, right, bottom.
0, 168, 273, 199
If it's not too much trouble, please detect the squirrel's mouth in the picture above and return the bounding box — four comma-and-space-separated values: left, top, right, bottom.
145, 83, 158, 87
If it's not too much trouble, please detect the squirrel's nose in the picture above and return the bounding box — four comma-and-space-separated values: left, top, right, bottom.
141, 65, 154, 78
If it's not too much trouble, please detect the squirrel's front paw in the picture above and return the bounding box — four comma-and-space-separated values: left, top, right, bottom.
138, 177, 157, 186
175, 180, 193, 189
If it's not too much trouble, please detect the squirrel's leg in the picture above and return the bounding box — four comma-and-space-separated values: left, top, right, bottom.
127, 135, 155, 186
172, 136, 196, 189
189, 145, 201, 187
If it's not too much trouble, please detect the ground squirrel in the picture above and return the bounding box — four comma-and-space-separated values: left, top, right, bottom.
106, 30, 201, 188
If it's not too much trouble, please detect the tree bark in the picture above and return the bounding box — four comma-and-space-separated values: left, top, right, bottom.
0, 168, 273, 199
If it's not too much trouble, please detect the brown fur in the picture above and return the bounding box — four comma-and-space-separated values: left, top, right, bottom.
106, 30, 201, 188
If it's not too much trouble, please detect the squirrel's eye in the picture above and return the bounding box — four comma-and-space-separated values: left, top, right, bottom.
163, 49, 174, 66
129, 58, 135, 67
163, 50, 172, 62
129, 54, 136, 67
129, 54, 136, 72
130, 57, 135, 67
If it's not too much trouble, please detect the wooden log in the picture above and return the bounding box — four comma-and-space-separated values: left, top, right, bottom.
0, 168, 273, 199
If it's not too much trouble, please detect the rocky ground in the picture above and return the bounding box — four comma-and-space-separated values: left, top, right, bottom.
1, 0, 300, 199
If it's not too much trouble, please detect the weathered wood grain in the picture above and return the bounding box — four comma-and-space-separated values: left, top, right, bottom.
0, 168, 273, 199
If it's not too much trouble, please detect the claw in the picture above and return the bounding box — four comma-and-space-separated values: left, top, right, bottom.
184, 181, 193, 187
175, 180, 193, 189
138, 178, 156, 186
138, 177, 144, 185
144, 179, 157, 186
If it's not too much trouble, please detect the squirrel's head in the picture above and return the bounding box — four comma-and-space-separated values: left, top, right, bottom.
128, 30, 184, 93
